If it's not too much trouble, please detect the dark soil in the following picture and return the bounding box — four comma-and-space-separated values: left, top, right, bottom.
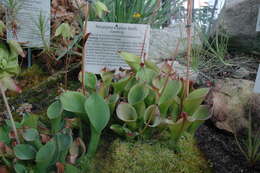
196, 121, 260, 173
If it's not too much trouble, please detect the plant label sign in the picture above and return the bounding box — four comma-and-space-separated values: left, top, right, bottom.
2, 0, 51, 47
256, 6, 260, 32
85, 21, 150, 74
254, 64, 260, 93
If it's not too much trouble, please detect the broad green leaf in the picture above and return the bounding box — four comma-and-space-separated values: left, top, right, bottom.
159, 80, 182, 105
101, 70, 114, 85
116, 103, 137, 122
55, 133, 73, 162
118, 51, 141, 71
110, 124, 125, 136
136, 67, 157, 84
144, 105, 161, 127
183, 88, 210, 115
128, 83, 149, 105
84, 93, 110, 133
36, 140, 56, 167
60, 91, 86, 114
14, 163, 27, 173
47, 100, 63, 119
187, 105, 210, 134
7, 40, 25, 57
14, 144, 36, 160
78, 72, 97, 90
22, 128, 39, 141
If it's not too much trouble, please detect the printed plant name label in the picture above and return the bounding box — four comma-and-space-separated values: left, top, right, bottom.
256, 6, 260, 32
1, 0, 51, 47
254, 64, 260, 93
85, 21, 150, 74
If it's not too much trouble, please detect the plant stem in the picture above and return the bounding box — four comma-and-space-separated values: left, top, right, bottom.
0, 86, 20, 144
185, 0, 193, 96
81, 2, 90, 95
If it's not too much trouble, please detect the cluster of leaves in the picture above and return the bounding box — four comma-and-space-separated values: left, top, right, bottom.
0, 113, 81, 172
90, 0, 184, 27
92, 52, 211, 144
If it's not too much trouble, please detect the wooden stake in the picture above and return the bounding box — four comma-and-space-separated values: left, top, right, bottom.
81, 2, 90, 95
185, 0, 193, 96
0, 85, 20, 144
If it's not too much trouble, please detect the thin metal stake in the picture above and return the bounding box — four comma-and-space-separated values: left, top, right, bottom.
27, 48, 32, 68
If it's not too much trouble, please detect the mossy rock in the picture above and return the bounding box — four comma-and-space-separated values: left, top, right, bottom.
91, 135, 212, 173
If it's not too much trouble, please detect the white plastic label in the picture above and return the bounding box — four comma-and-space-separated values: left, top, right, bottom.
2, 0, 51, 47
254, 64, 260, 93
85, 22, 150, 74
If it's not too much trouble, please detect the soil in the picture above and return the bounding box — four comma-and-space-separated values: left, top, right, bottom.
196, 121, 260, 173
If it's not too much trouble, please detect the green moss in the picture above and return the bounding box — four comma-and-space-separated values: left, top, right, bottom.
91, 134, 212, 173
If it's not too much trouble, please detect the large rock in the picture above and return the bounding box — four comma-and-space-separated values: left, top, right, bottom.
209, 78, 260, 133
217, 0, 260, 53
148, 23, 201, 62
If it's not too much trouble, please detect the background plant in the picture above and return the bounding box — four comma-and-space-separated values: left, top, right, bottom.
89, 0, 185, 27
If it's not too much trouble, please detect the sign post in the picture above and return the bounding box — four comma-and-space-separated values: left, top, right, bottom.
254, 65, 260, 93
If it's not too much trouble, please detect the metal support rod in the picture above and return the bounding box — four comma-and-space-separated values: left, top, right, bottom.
27, 48, 32, 68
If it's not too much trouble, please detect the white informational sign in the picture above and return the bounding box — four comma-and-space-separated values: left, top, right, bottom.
256, 6, 260, 32
1, 0, 51, 47
85, 22, 150, 74
254, 64, 260, 93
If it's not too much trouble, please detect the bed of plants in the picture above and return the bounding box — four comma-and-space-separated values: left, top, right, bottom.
0, 0, 259, 173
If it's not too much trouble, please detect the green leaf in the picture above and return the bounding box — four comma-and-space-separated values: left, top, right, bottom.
92, 0, 109, 18
116, 103, 137, 122
0, 20, 5, 36
78, 72, 97, 90
36, 140, 56, 167
118, 51, 141, 71
187, 105, 210, 134
112, 76, 131, 93
107, 94, 119, 113
0, 126, 10, 144
14, 144, 36, 160
55, 132, 73, 162
183, 88, 210, 115
101, 70, 114, 85
21, 113, 39, 129
128, 83, 149, 105
84, 93, 110, 133
47, 101, 63, 119
55, 23, 73, 39
7, 40, 25, 57
136, 67, 157, 85
144, 105, 161, 127
22, 128, 39, 142
159, 80, 182, 105
14, 163, 27, 173
60, 91, 86, 114
144, 60, 159, 72
65, 164, 80, 173
167, 118, 191, 142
